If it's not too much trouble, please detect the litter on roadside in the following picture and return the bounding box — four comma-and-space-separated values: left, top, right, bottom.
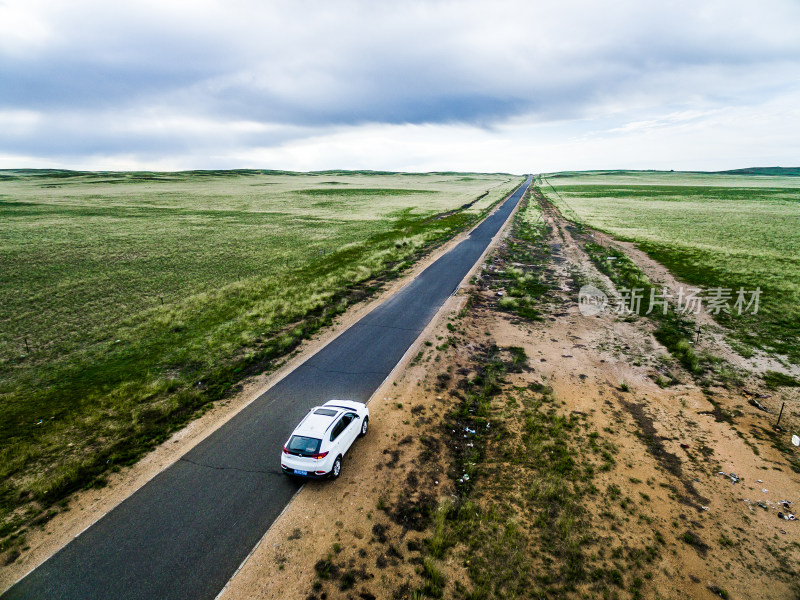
792, 434, 800, 447
777, 512, 796, 521
718, 471, 741, 484
718, 472, 740, 484
749, 399, 770, 412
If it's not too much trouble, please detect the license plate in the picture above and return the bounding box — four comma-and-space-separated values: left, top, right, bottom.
293, 469, 308, 476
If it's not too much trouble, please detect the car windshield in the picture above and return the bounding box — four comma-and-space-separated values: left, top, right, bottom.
287, 435, 321, 456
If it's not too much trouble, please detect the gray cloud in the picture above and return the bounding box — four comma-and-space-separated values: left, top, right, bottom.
1, 0, 799, 168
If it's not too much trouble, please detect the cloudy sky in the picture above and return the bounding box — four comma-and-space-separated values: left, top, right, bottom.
1, 0, 799, 172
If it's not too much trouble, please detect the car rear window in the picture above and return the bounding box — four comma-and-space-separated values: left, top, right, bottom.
287, 435, 321, 456
313, 408, 338, 416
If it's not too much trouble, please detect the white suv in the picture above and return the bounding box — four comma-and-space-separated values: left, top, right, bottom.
281, 399, 369, 479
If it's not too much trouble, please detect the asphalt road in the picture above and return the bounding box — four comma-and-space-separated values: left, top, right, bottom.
3, 175, 531, 600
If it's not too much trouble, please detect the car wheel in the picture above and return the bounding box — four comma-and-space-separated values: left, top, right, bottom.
359, 417, 369, 437
331, 456, 342, 479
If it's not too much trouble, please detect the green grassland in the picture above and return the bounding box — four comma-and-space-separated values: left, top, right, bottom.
0, 169, 522, 545
540, 171, 800, 363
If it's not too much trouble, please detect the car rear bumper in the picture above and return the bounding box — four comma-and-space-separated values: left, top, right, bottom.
281, 466, 330, 479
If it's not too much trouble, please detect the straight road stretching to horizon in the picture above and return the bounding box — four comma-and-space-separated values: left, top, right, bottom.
2, 175, 532, 600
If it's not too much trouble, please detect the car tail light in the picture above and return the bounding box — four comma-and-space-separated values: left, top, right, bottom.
282, 446, 290, 454
311, 451, 329, 460
315, 470, 326, 475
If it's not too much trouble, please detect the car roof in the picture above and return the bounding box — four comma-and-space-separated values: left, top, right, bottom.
290, 400, 366, 439
292, 407, 345, 438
